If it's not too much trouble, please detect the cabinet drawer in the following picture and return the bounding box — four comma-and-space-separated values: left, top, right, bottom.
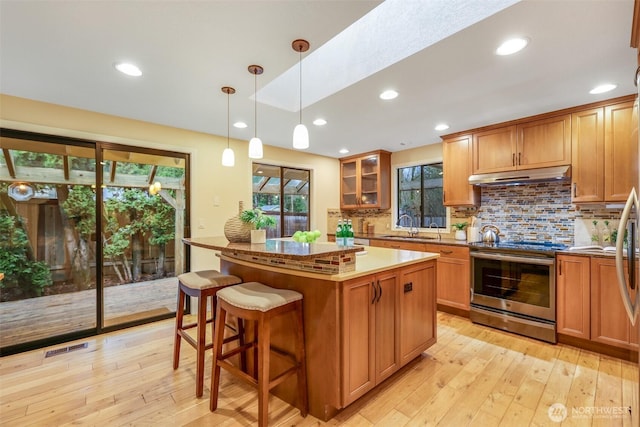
424, 244, 469, 259
370, 239, 426, 251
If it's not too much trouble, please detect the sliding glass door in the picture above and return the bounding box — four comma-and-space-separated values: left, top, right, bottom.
0, 130, 189, 355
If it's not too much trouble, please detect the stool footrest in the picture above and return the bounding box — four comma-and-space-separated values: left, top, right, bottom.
218, 360, 258, 387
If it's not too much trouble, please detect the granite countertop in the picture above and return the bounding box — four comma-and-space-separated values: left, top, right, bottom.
183, 236, 364, 260
220, 244, 439, 281
331, 232, 472, 246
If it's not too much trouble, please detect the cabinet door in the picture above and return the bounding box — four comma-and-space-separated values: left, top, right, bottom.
443, 134, 480, 207
399, 261, 437, 364
425, 244, 470, 311
340, 159, 359, 209
590, 257, 639, 350
516, 114, 571, 169
604, 100, 638, 202
571, 108, 604, 203
472, 126, 517, 174
556, 255, 591, 339
341, 276, 375, 404
374, 271, 400, 383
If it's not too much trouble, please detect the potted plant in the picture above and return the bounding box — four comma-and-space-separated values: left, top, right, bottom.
452, 222, 468, 240
240, 208, 276, 243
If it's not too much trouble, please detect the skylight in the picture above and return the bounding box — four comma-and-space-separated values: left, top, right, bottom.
257, 0, 521, 112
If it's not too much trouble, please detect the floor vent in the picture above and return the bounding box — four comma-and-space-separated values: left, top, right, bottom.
45, 342, 88, 358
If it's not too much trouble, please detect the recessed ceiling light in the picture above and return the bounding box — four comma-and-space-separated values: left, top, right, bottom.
339, 148, 349, 154
434, 123, 450, 131
495, 37, 529, 56
114, 62, 142, 77
313, 118, 327, 126
233, 121, 247, 129
380, 90, 398, 100
589, 84, 617, 94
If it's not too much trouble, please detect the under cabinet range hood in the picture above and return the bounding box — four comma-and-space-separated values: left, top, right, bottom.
468, 165, 571, 186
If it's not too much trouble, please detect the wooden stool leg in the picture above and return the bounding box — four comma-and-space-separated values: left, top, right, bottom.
257, 314, 270, 427
210, 303, 227, 411
173, 288, 186, 370
237, 318, 247, 372
195, 291, 207, 397
294, 301, 308, 417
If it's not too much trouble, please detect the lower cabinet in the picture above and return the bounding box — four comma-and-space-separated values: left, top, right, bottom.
340, 260, 436, 406
556, 254, 639, 351
424, 244, 470, 312
590, 257, 639, 350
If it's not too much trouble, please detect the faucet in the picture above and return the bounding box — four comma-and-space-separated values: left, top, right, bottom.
429, 222, 441, 240
397, 214, 418, 237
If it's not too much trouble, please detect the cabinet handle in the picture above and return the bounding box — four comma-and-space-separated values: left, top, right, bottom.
518, 152, 522, 165
573, 183, 577, 198
443, 191, 446, 203
376, 280, 383, 302
371, 281, 377, 304
512, 153, 516, 166
390, 244, 401, 249
440, 250, 453, 255
558, 260, 562, 276
404, 282, 413, 293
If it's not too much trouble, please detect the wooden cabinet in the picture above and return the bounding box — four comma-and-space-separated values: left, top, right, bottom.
399, 261, 437, 364
424, 244, 470, 312
442, 134, 480, 207
340, 150, 391, 210
556, 255, 591, 339
472, 126, 516, 174
571, 108, 604, 202
590, 257, 639, 350
604, 100, 638, 202
341, 260, 437, 406
570, 99, 637, 203
342, 270, 399, 405
471, 115, 571, 175
370, 238, 426, 251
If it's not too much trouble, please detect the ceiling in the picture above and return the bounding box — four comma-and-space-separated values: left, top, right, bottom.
1, 0, 637, 159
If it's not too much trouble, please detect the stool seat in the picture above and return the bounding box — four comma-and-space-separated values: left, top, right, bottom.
216, 281, 302, 312
173, 269, 243, 398
178, 270, 242, 290
210, 282, 308, 426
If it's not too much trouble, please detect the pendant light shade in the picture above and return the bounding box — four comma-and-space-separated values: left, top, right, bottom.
292, 39, 310, 150
221, 86, 235, 167
293, 124, 309, 149
248, 65, 264, 159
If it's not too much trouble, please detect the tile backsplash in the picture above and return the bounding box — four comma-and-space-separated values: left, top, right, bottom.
329, 181, 625, 246
453, 181, 623, 245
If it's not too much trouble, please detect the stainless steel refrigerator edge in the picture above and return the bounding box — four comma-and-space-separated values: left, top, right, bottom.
614, 66, 640, 427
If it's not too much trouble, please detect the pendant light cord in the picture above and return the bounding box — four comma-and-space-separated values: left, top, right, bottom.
227, 91, 230, 149
299, 49, 302, 124
254, 72, 258, 138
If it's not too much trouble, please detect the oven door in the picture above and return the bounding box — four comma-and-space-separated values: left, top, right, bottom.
470, 251, 555, 322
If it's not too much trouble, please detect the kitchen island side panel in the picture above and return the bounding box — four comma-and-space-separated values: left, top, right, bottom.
221, 258, 343, 421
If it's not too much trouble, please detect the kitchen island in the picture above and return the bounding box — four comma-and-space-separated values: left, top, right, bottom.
183, 237, 439, 421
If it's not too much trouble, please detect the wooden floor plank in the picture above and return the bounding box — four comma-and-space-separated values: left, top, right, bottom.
0, 312, 637, 426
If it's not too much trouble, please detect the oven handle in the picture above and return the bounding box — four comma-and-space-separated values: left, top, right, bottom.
470, 251, 555, 266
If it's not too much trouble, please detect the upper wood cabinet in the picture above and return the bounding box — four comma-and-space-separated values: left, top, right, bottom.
571, 99, 638, 203
442, 134, 480, 207
340, 150, 391, 210
471, 115, 571, 175
571, 108, 605, 202
604, 100, 638, 202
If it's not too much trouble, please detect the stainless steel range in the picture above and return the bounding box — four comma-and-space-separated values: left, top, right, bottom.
469, 241, 568, 343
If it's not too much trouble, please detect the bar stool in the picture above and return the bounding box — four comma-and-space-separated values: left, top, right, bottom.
173, 270, 243, 397
210, 281, 308, 426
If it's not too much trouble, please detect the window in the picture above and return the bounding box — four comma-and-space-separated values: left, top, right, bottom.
251, 163, 310, 237
397, 162, 446, 228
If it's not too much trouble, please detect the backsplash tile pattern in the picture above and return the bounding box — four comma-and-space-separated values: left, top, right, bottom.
453, 181, 623, 245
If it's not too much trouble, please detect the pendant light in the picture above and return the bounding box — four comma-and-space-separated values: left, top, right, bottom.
221, 86, 235, 167
248, 64, 264, 159
292, 39, 310, 150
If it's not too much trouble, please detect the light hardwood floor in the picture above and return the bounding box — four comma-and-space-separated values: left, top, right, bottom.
0, 312, 637, 426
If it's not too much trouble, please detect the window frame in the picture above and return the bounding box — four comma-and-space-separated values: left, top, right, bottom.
392, 159, 450, 235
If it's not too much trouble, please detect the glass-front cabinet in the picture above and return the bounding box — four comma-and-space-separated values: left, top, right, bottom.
340, 150, 390, 210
